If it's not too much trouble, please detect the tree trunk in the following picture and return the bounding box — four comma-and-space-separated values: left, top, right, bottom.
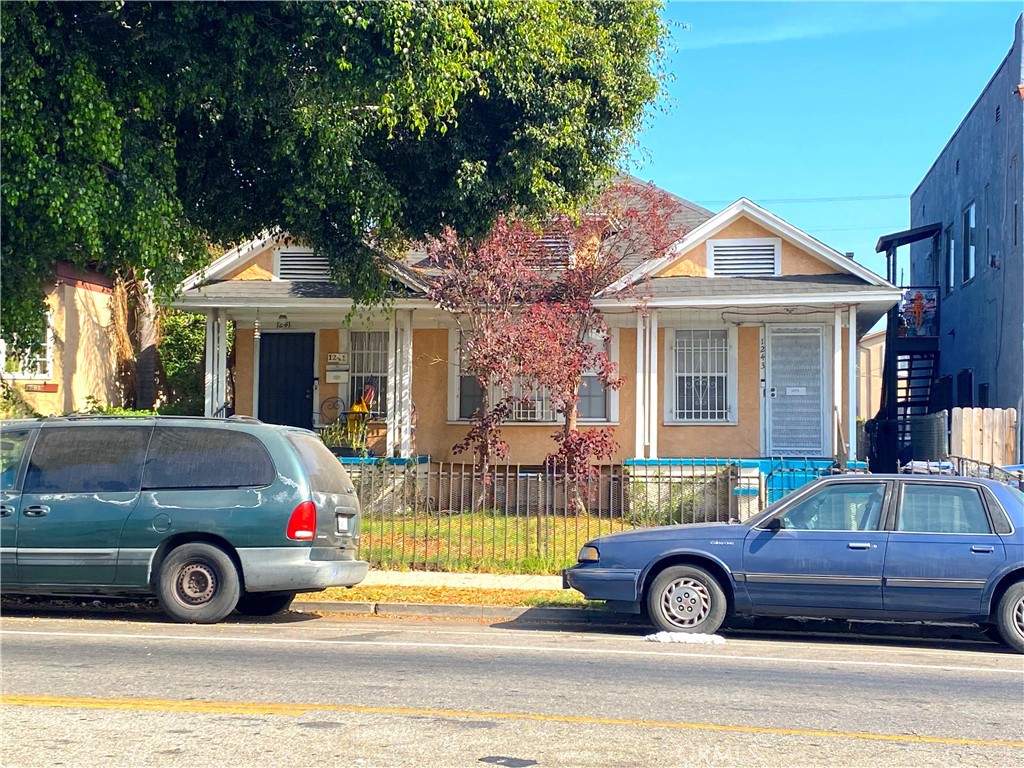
132, 272, 161, 411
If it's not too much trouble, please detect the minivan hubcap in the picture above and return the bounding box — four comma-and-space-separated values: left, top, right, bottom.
176, 563, 217, 606
661, 578, 711, 628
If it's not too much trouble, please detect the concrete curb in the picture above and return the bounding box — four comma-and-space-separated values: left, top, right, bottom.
294, 601, 634, 624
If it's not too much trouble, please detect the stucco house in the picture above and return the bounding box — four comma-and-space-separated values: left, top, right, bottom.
173, 195, 899, 466
0, 263, 120, 416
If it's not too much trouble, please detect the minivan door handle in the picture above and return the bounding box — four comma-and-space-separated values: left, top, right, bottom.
23, 505, 50, 517
0, 504, 14, 518
847, 542, 871, 550
971, 545, 995, 554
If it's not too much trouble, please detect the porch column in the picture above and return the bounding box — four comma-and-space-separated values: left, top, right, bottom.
647, 310, 659, 459
634, 314, 647, 458
847, 305, 858, 463
396, 309, 414, 457
385, 313, 398, 456
833, 307, 843, 460
204, 309, 229, 418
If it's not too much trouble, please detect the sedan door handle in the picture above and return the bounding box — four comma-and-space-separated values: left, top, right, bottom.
23, 505, 50, 517
847, 542, 871, 550
0, 504, 14, 518
970, 545, 995, 554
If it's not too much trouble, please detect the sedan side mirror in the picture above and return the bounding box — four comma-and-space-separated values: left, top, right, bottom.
766, 517, 783, 532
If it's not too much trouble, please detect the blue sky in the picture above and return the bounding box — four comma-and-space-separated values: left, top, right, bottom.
631, 1, 1022, 281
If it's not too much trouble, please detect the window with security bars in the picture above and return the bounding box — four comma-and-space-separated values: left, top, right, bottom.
511, 378, 556, 423
349, 331, 388, 416
673, 329, 730, 421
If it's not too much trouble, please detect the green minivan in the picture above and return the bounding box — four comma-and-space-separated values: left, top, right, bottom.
0, 415, 368, 623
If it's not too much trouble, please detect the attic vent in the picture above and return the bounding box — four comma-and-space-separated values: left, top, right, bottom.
708, 239, 780, 277
996, 105, 1001, 123
955, 159, 960, 175
277, 249, 330, 281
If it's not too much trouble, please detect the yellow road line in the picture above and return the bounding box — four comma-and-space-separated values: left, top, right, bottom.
3, 694, 1021, 749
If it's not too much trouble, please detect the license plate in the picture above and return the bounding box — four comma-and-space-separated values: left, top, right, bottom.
336, 515, 350, 533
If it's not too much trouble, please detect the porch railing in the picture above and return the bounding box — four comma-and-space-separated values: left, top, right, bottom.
346, 458, 856, 573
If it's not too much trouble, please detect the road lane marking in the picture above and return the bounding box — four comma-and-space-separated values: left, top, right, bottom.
3, 693, 1021, 749
2, 629, 1018, 675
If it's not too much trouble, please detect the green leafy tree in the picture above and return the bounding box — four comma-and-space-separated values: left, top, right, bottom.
1, 0, 667, 348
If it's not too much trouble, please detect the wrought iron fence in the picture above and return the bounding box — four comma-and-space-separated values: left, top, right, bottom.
899, 455, 1024, 490
345, 458, 850, 573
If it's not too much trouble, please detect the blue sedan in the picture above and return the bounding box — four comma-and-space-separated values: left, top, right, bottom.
564, 475, 1024, 652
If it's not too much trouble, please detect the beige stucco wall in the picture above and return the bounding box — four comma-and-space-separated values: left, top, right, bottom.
12, 276, 118, 416
657, 217, 843, 278
857, 332, 885, 421
223, 247, 276, 281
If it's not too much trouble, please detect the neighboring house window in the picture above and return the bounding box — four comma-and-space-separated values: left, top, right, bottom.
0, 317, 53, 379
349, 331, 389, 416
961, 202, 976, 283
707, 238, 780, 277
943, 226, 955, 294
510, 378, 557, 423
577, 373, 608, 421
669, 329, 734, 422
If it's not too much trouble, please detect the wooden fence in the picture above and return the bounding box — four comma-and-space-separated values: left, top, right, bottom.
950, 408, 1018, 467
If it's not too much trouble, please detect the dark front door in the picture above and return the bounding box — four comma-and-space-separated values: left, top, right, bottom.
259, 332, 315, 428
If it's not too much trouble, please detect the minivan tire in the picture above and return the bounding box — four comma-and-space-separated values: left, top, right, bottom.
157, 543, 241, 624
235, 592, 296, 617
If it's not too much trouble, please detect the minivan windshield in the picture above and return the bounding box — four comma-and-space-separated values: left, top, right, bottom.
287, 433, 351, 495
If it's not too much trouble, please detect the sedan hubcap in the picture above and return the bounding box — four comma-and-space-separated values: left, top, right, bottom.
175, 563, 217, 606
661, 577, 711, 628
1014, 596, 1024, 636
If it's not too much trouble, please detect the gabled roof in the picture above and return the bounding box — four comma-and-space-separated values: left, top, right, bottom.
603, 197, 892, 294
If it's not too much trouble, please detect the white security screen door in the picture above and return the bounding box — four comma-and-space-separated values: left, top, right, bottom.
766, 325, 827, 457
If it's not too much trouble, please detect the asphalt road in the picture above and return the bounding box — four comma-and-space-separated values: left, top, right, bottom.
2, 609, 1023, 768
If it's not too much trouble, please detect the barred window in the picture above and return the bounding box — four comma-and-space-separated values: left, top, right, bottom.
349, 331, 388, 417
511, 378, 556, 423
673, 329, 731, 422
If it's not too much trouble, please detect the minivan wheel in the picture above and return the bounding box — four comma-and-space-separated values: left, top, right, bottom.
993, 581, 1024, 654
157, 543, 240, 624
235, 592, 296, 617
646, 565, 728, 635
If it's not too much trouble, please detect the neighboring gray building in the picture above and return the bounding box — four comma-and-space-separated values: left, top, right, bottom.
909, 14, 1024, 453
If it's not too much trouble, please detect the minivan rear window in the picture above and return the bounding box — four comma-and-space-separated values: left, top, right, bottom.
25, 426, 150, 493
143, 427, 276, 489
286, 434, 350, 495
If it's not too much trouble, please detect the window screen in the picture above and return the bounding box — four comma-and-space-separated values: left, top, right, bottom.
898, 485, 992, 534
578, 374, 608, 420
143, 427, 275, 489
25, 426, 150, 494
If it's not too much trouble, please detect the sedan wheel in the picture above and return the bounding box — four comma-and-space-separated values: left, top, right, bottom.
993, 581, 1024, 654
646, 565, 728, 635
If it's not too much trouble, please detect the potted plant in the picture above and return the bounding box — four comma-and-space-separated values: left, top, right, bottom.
319, 416, 370, 457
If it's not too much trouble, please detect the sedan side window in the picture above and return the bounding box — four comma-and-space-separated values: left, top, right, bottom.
897, 485, 992, 534
778, 482, 886, 531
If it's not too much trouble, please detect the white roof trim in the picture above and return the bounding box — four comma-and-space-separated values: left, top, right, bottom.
593, 289, 902, 310
178, 228, 284, 292
177, 228, 430, 295
603, 198, 892, 293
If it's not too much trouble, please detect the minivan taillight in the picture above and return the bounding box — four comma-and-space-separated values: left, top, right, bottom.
287, 501, 317, 541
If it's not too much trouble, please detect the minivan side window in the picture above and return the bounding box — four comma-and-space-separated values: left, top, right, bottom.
24, 427, 150, 494
1, 430, 31, 491
143, 427, 276, 489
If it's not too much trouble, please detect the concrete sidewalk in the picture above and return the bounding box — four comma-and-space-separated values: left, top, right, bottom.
359, 570, 564, 591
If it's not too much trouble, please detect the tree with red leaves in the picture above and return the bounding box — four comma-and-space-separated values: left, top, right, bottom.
427, 179, 688, 492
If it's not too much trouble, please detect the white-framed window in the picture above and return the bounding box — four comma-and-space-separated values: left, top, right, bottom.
349, 330, 389, 416
0, 317, 54, 380
664, 326, 737, 424
961, 202, 976, 283
707, 238, 781, 277
447, 329, 618, 424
